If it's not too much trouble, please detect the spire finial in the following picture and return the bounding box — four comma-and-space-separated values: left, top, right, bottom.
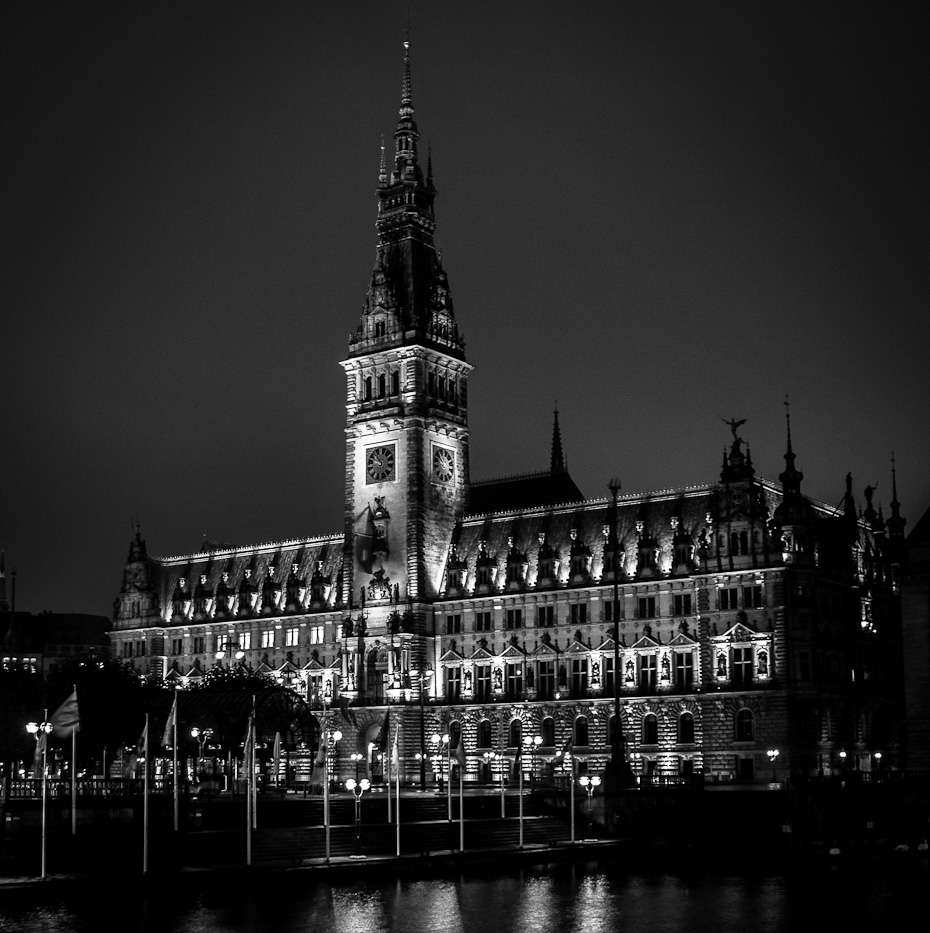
401, 32, 412, 114
378, 134, 387, 185
550, 403, 566, 475
784, 395, 793, 454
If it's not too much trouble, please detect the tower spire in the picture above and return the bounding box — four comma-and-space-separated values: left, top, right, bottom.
779, 396, 803, 497
551, 404, 566, 475
887, 451, 907, 546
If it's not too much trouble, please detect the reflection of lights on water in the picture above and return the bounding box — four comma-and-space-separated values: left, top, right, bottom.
331, 889, 390, 933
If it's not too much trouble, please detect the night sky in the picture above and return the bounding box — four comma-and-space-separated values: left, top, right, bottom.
4, 1, 928, 618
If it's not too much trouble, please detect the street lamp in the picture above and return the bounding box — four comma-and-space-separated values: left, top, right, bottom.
191, 727, 213, 785
350, 752, 364, 783
523, 734, 542, 787
418, 665, 433, 788
578, 774, 601, 840
26, 716, 53, 880
767, 748, 780, 783
345, 777, 371, 858
215, 641, 245, 668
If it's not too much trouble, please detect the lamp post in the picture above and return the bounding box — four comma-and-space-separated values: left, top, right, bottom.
345, 777, 371, 858
608, 478, 625, 784
418, 666, 433, 789
579, 774, 601, 839
215, 641, 245, 669
350, 751, 364, 783
191, 727, 212, 786
26, 716, 53, 880
767, 748, 780, 783
523, 734, 542, 788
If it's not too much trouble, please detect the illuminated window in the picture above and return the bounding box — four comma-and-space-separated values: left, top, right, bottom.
537, 661, 555, 699
239, 632, 252, 651
285, 627, 299, 647
735, 708, 754, 742
308, 625, 323, 645
642, 713, 658, 745
445, 666, 462, 700
261, 630, 274, 649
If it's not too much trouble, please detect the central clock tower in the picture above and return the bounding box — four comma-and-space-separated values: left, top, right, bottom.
340, 41, 471, 623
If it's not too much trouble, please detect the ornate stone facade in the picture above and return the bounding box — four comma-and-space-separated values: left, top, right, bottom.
110, 44, 905, 787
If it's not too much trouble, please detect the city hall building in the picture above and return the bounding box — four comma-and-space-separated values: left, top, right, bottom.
111, 45, 906, 788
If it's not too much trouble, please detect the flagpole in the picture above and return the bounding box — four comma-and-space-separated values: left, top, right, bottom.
246, 705, 253, 867
71, 728, 77, 836
395, 739, 401, 857
143, 713, 150, 874
251, 708, 257, 830
172, 696, 179, 832
518, 753, 524, 849
569, 755, 575, 845
386, 735, 392, 824
323, 726, 330, 864
41, 711, 48, 880
458, 754, 464, 851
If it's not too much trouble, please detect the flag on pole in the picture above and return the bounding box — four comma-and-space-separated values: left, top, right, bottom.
314, 732, 327, 768
31, 732, 47, 776
136, 720, 149, 758
51, 689, 81, 738
375, 710, 391, 752
455, 736, 466, 769
391, 731, 400, 770
337, 695, 357, 727
272, 731, 282, 782
161, 693, 178, 748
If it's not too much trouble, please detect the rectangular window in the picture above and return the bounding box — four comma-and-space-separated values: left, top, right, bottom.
743, 584, 764, 608
505, 663, 523, 699
673, 593, 693, 616
135, 641, 145, 657
285, 627, 299, 647
720, 587, 739, 611
604, 654, 615, 694
261, 630, 274, 649
538, 605, 555, 627
446, 614, 462, 635
638, 596, 657, 619
475, 611, 492, 632
675, 651, 694, 692
193, 636, 205, 654
171, 638, 183, 656
604, 599, 616, 622
476, 665, 492, 700
308, 625, 323, 645
570, 603, 587, 625
476, 566, 492, 586
639, 653, 657, 693
446, 666, 462, 700
505, 608, 522, 630
537, 661, 555, 699
570, 658, 588, 695
732, 646, 752, 686
238, 632, 252, 651
122, 642, 132, 658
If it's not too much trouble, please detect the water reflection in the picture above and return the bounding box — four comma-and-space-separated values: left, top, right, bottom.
0, 856, 926, 933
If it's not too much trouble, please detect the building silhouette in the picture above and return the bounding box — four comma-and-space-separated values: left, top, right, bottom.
111, 44, 906, 787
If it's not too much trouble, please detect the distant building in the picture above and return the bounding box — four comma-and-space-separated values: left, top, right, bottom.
110, 45, 907, 786
901, 504, 930, 771
1, 554, 109, 674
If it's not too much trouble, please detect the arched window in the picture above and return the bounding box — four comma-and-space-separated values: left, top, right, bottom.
541, 717, 555, 746
739, 530, 749, 554
364, 376, 372, 401
509, 718, 522, 748
642, 713, 658, 745
450, 720, 462, 750
735, 708, 754, 742
678, 711, 695, 744
608, 714, 618, 745
391, 370, 400, 395
730, 531, 740, 554
574, 716, 589, 747
477, 720, 492, 748
378, 373, 386, 398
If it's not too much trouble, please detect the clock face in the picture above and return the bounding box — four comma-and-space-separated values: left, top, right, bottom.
432, 447, 455, 484
365, 444, 396, 483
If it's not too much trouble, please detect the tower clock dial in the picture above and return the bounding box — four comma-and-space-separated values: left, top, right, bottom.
365, 444, 396, 483
432, 447, 455, 484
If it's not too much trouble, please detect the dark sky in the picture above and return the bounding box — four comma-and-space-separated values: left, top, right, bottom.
4, 1, 928, 617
